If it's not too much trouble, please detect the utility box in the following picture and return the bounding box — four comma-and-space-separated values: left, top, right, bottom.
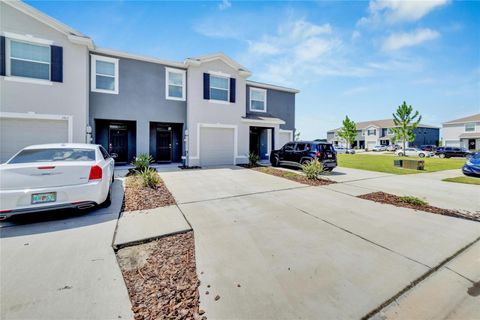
394, 159, 403, 167
402, 159, 425, 170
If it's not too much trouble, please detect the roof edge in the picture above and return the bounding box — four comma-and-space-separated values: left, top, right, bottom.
246, 80, 300, 94
92, 48, 186, 69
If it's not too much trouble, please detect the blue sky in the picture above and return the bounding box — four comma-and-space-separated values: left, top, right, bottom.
27, 0, 480, 139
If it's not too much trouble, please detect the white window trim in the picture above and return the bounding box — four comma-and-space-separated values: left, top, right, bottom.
465, 123, 476, 132
209, 74, 230, 103
2, 31, 54, 45
249, 87, 267, 112
6, 38, 51, 81
91, 54, 119, 95
165, 67, 186, 101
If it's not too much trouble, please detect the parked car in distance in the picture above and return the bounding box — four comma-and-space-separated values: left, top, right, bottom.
420, 145, 437, 152
396, 148, 433, 158
334, 147, 355, 154
386, 145, 399, 151
463, 152, 480, 176
270, 141, 337, 171
435, 147, 471, 158
372, 145, 388, 152
0, 144, 115, 220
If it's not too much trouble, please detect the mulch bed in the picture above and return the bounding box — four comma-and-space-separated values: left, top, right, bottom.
252, 167, 335, 186
117, 232, 202, 320
123, 175, 176, 212
358, 192, 479, 222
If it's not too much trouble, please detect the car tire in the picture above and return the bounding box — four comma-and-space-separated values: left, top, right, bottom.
102, 185, 112, 208
301, 158, 312, 165
271, 156, 279, 167
439, 153, 445, 159
398, 152, 404, 156
419, 153, 425, 158
324, 167, 333, 172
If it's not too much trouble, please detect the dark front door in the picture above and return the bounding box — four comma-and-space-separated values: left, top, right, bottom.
468, 139, 476, 150
249, 129, 260, 157
156, 130, 172, 162
109, 126, 128, 163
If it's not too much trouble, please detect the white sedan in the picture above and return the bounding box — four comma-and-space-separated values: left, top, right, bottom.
395, 148, 434, 158
0, 143, 114, 220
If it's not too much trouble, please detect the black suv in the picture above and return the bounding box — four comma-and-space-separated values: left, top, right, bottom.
270, 141, 337, 171
435, 147, 471, 158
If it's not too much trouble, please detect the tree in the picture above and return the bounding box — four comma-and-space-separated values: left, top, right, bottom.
337, 116, 357, 149
391, 101, 422, 155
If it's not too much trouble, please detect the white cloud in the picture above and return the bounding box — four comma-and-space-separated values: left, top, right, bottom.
351, 30, 361, 40
248, 41, 281, 55
382, 28, 440, 51
359, 0, 449, 25
218, 0, 231, 11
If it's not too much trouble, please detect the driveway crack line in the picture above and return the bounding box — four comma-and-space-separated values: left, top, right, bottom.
444, 266, 476, 284
293, 206, 432, 269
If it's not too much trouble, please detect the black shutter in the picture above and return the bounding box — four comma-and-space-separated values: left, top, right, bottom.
50, 45, 63, 82
203, 73, 210, 100
0, 36, 5, 76
229, 78, 236, 103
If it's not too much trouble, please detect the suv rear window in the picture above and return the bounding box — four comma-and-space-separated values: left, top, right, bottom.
8, 148, 96, 164
317, 144, 334, 152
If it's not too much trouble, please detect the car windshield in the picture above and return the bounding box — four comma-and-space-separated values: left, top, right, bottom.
472, 153, 480, 159
8, 148, 96, 164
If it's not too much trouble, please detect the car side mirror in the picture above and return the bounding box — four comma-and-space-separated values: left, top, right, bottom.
111, 153, 118, 159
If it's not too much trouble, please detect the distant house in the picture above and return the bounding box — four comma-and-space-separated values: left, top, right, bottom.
327, 119, 439, 150
442, 113, 480, 150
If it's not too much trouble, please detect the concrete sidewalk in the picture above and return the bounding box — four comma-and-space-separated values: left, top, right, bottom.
113, 205, 191, 248
0, 181, 134, 320
373, 241, 480, 320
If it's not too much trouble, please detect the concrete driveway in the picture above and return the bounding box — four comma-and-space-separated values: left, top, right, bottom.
160, 167, 480, 319
0, 180, 133, 320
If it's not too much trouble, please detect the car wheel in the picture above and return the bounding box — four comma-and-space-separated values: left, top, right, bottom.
301, 158, 312, 165
439, 153, 445, 158
419, 153, 425, 158
398, 152, 404, 157
102, 185, 112, 208
272, 156, 279, 167
112, 171, 115, 183
324, 167, 333, 172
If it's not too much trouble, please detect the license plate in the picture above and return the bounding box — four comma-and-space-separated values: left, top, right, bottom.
32, 192, 57, 204
327, 154, 332, 158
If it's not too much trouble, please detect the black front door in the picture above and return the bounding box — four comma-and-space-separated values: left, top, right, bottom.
468, 139, 476, 150
109, 126, 128, 163
156, 130, 172, 162
249, 129, 260, 156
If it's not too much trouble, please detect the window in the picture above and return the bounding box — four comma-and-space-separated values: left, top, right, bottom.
8, 39, 50, 80
99, 146, 110, 160
295, 143, 306, 151
367, 129, 376, 136
387, 128, 394, 135
210, 75, 229, 101
166, 68, 186, 101
283, 143, 295, 151
465, 123, 475, 132
249, 88, 267, 112
8, 148, 96, 164
91, 54, 119, 94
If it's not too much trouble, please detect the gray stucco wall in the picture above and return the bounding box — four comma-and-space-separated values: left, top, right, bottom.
246, 85, 295, 130
0, 2, 89, 143
89, 54, 187, 157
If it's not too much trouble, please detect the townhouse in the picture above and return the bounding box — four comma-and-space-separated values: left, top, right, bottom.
442, 113, 480, 150
0, 0, 298, 165
327, 119, 439, 150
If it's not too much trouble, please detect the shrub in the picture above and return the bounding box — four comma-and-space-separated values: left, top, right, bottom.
131, 154, 154, 172
248, 152, 260, 167
399, 196, 428, 207
301, 159, 323, 180
140, 168, 160, 189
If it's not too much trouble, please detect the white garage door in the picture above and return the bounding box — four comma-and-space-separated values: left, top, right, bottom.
0, 117, 69, 163
199, 127, 235, 166
367, 141, 376, 150
278, 131, 292, 149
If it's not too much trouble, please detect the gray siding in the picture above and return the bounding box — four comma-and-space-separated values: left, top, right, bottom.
246, 85, 295, 130
89, 55, 187, 157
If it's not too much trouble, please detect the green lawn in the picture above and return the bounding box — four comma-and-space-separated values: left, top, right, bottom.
443, 176, 480, 185
337, 154, 465, 175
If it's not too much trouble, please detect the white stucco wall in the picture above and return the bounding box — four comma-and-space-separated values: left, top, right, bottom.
185, 59, 249, 166
0, 2, 89, 143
